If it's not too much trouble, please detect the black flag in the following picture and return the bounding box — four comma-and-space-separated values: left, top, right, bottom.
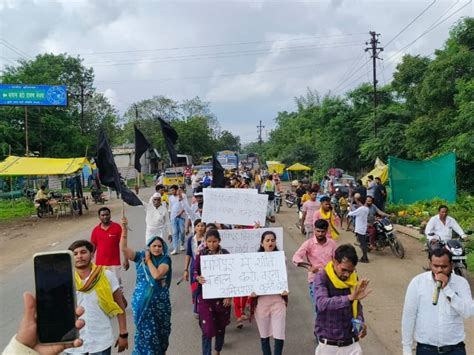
96, 129, 142, 206
212, 153, 226, 188
134, 125, 151, 172
156, 116, 179, 165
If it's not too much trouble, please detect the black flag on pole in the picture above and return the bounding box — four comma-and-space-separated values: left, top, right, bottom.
96, 129, 142, 206
212, 153, 226, 188
156, 116, 179, 165
134, 125, 151, 172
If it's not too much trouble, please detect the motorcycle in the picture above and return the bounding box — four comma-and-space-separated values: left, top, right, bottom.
35, 199, 53, 218
285, 191, 296, 208
373, 217, 405, 258
274, 192, 282, 213
426, 232, 470, 278
90, 187, 106, 204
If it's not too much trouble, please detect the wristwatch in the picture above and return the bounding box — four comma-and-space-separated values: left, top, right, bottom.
119, 333, 128, 339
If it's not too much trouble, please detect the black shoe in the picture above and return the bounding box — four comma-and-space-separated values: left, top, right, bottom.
359, 257, 369, 263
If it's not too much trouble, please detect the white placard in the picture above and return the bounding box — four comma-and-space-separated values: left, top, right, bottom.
219, 227, 284, 253
201, 251, 288, 299
202, 188, 268, 226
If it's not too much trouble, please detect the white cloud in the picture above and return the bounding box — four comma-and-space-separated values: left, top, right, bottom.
102, 88, 118, 107
1, 0, 470, 141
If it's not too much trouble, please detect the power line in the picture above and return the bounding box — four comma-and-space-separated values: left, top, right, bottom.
334, 0, 469, 95
86, 41, 364, 67
95, 56, 359, 84
335, 71, 370, 95
0, 39, 32, 59
333, 51, 366, 91
77, 32, 368, 56
385, 0, 471, 64
332, 54, 371, 93
384, 0, 438, 48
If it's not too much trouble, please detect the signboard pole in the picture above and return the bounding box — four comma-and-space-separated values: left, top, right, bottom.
24, 106, 29, 155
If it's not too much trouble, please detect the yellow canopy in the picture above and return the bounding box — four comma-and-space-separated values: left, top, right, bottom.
0, 156, 89, 176
361, 157, 388, 185
287, 163, 311, 171
266, 161, 286, 174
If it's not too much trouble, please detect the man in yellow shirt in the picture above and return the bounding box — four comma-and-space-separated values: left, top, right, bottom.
155, 184, 169, 208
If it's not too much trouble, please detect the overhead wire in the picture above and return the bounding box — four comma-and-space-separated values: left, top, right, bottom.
385, 0, 471, 64
86, 41, 364, 67
384, 0, 438, 48
331, 53, 371, 93
0, 39, 32, 60
77, 32, 368, 56
95, 56, 360, 84
334, 0, 469, 95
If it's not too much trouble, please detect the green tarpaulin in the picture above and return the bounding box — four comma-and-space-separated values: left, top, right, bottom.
388, 153, 456, 204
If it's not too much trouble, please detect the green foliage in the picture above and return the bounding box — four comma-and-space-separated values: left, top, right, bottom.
0, 54, 118, 158
385, 194, 474, 229
117, 96, 240, 162
467, 253, 474, 273
0, 198, 35, 221
249, 18, 473, 191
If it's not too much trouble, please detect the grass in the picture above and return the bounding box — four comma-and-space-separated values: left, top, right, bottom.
126, 174, 156, 188
0, 198, 35, 221
467, 254, 474, 273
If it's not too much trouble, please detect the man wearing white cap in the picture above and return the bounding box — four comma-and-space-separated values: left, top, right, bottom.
144, 192, 172, 244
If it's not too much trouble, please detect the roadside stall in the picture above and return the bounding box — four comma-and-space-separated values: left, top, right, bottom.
0, 155, 94, 218
286, 162, 311, 182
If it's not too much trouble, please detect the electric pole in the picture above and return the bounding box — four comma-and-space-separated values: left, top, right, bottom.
134, 104, 139, 125
24, 107, 29, 156
257, 120, 265, 147
365, 31, 383, 137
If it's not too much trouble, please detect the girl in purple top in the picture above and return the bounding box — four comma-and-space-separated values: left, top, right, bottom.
194, 229, 232, 355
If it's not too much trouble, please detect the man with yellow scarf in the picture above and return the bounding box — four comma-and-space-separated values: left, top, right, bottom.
67, 240, 129, 354
312, 196, 340, 240
314, 244, 371, 355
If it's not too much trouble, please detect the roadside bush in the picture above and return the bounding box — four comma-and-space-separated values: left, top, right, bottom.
386, 194, 474, 230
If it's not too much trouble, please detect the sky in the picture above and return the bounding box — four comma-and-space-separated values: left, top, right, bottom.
0, 0, 472, 144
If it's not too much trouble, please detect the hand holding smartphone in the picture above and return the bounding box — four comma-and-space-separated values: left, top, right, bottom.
33, 251, 78, 344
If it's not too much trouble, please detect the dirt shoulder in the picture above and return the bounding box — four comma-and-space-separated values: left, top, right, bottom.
0, 192, 137, 274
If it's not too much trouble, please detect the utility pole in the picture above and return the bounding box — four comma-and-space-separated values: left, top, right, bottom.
24, 107, 29, 156
134, 104, 139, 123
257, 120, 265, 147
365, 31, 383, 137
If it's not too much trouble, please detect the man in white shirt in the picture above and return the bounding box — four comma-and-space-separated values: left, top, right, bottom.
168, 185, 189, 254
67, 240, 128, 354
191, 171, 200, 193
402, 247, 474, 355
143, 192, 172, 244
348, 195, 370, 263
366, 175, 376, 198
425, 205, 468, 242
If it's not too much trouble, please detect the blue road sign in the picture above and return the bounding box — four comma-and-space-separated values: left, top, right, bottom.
0, 84, 68, 106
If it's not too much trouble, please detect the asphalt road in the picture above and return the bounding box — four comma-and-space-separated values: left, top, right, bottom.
1, 187, 472, 354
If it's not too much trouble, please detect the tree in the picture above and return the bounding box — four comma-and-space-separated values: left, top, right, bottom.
0, 54, 117, 157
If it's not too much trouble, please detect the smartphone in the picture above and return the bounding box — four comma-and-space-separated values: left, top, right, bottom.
33, 251, 78, 344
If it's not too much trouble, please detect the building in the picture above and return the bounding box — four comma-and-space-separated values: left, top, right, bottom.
112, 144, 162, 179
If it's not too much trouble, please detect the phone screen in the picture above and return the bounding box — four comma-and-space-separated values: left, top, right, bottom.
34, 253, 77, 343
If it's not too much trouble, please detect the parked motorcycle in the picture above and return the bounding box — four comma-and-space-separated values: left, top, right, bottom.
373, 217, 405, 258
90, 187, 106, 204
426, 232, 471, 278
285, 191, 296, 208
35, 199, 53, 218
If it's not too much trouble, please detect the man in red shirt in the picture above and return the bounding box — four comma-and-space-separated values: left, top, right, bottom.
91, 207, 128, 290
